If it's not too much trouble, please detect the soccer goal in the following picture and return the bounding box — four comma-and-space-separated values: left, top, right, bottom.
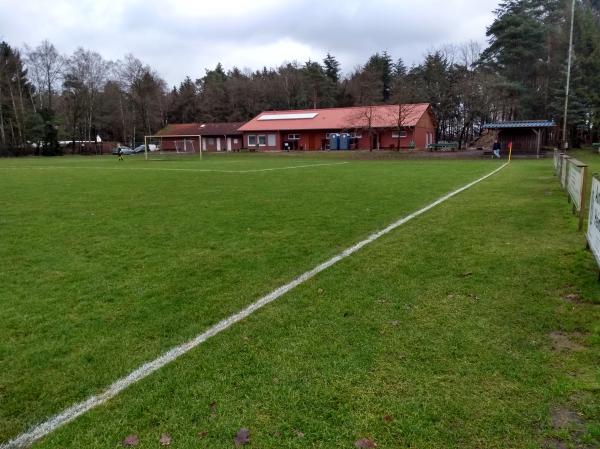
143, 135, 202, 160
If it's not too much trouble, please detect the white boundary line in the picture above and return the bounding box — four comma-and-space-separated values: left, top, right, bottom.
1, 162, 508, 449
0, 162, 349, 174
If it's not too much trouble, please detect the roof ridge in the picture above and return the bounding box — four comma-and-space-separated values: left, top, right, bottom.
259, 103, 430, 114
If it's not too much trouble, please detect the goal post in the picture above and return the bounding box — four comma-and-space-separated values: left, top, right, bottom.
144, 135, 203, 160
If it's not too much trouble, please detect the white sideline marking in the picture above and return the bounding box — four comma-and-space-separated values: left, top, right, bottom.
1, 163, 509, 449
0, 162, 349, 174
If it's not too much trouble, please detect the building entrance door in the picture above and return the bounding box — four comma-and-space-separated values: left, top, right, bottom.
372, 133, 380, 150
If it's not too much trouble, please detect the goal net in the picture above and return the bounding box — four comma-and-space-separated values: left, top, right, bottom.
143, 135, 202, 160
174, 139, 197, 154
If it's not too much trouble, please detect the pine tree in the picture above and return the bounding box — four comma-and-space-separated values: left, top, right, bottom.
363, 52, 394, 102
481, 0, 564, 118
393, 58, 407, 78
200, 63, 229, 121
323, 53, 341, 83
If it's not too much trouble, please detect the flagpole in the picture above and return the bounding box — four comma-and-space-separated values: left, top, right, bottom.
562, 0, 576, 151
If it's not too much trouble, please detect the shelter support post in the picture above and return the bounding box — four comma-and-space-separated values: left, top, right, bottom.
532, 129, 542, 159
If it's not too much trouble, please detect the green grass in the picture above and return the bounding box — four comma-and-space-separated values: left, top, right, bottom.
1, 152, 598, 448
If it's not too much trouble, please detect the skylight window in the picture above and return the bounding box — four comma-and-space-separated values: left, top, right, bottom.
258, 113, 318, 121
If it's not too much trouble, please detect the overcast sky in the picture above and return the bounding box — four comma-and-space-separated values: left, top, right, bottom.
0, 0, 501, 87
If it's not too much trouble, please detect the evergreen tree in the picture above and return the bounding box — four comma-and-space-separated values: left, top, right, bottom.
480, 0, 564, 118
199, 63, 229, 121
323, 53, 341, 83
363, 51, 394, 102
171, 77, 199, 123
393, 58, 407, 78
303, 60, 332, 109
569, 2, 600, 142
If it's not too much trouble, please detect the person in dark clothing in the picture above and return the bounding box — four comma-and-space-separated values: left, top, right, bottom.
492, 140, 501, 159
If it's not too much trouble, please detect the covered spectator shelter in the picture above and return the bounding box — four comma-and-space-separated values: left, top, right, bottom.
482, 120, 557, 158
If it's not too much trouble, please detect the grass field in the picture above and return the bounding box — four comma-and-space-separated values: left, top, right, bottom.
1, 152, 599, 449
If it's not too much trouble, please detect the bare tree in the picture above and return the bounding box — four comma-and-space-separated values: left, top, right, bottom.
454, 41, 491, 149
25, 40, 64, 110
116, 55, 167, 144
385, 104, 419, 150
388, 72, 419, 150
350, 105, 381, 151
66, 48, 111, 144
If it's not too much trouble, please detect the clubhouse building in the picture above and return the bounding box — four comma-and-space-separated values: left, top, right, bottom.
152, 103, 437, 152
238, 104, 436, 151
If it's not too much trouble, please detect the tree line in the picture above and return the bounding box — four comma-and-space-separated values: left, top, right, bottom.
0, 0, 599, 155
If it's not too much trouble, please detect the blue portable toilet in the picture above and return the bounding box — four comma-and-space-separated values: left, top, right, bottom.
329, 133, 340, 150
339, 133, 350, 150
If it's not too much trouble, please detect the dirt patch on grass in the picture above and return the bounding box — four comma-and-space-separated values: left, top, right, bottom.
543, 438, 568, 449
549, 332, 586, 352
544, 407, 589, 449
562, 293, 583, 304
551, 407, 585, 429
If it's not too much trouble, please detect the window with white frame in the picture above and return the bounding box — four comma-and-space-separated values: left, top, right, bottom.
288, 133, 300, 140
247, 135, 257, 146
258, 135, 267, 146
351, 131, 362, 138
392, 130, 408, 138
267, 134, 276, 146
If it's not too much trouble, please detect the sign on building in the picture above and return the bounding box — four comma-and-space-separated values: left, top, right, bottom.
566, 159, 588, 230
587, 174, 600, 271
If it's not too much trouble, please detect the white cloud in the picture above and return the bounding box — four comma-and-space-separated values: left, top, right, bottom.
0, 0, 499, 86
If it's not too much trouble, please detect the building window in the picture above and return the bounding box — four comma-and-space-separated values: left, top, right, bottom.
248, 135, 257, 146
258, 135, 267, 146
267, 134, 276, 146
351, 132, 362, 139
288, 133, 300, 140
208, 138, 215, 145
392, 130, 407, 138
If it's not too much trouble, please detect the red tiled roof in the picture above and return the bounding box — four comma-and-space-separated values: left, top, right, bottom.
155, 122, 244, 136
238, 104, 431, 132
